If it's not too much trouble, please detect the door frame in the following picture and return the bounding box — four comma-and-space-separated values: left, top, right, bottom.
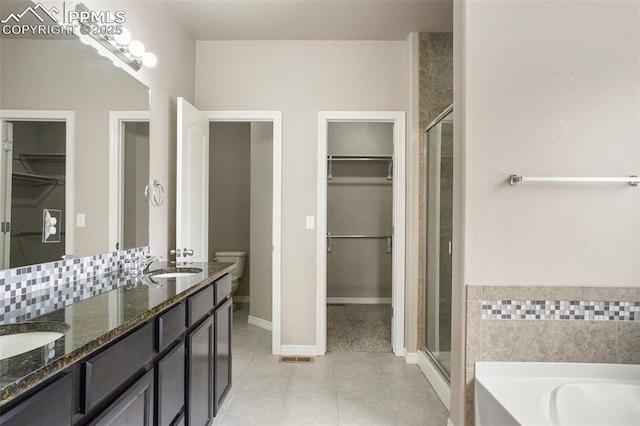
0, 110, 75, 265
108, 111, 151, 251
317, 111, 406, 356
203, 110, 283, 356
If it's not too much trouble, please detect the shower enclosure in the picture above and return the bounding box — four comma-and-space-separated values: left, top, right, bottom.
422, 105, 453, 380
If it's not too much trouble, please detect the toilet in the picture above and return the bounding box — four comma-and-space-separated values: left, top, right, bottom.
214, 251, 247, 294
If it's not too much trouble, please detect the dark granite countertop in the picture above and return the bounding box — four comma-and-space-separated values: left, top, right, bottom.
0, 261, 235, 407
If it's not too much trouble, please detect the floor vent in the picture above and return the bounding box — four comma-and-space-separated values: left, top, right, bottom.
279, 356, 314, 363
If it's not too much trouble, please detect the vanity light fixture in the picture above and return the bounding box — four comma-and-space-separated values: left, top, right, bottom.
75, 3, 157, 71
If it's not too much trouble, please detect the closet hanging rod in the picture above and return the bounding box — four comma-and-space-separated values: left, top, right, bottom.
326, 233, 393, 253
327, 233, 392, 238
327, 155, 392, 161
508, 174, 639, 187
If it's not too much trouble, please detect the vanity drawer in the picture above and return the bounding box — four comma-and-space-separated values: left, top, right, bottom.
157, 302, 186, 353
83, 322, 155, 413
214, 274, 232, 306
187, 285, 214, 326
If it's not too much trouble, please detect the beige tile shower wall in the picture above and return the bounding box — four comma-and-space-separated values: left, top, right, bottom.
464, 285, 640, 426
417, 32, 453, 347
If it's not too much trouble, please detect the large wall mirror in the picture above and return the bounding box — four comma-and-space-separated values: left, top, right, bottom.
0, 1, 150, 269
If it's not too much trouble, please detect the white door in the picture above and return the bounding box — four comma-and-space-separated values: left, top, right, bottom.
176, 98, 209, 262
0, 121, 13, 269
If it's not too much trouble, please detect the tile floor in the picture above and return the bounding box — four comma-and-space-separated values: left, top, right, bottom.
213, 303, 449, 425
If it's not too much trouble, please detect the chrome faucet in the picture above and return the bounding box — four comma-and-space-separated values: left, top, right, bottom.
141, 255, 164, 274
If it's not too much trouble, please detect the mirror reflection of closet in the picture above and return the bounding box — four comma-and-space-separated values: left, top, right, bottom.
5, 121, 66, 268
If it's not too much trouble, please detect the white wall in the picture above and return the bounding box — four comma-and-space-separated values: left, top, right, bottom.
464, 0, 640, 287
196, 40, 407, 345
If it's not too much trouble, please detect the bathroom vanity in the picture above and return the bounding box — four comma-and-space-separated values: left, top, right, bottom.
0, 262, 235, 426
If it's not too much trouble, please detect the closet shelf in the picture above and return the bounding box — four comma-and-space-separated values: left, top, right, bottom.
15, 153, 66, 162
327, 155, 393, 180
12, 172, 64, 186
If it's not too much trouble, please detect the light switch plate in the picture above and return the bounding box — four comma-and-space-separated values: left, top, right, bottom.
76, 213, 85, 227
306, 216, 315, 230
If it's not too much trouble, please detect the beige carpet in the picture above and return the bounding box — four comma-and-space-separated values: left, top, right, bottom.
326, 304, 392, 352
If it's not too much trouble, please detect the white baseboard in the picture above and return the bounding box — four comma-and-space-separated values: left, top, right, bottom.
326, 297, 392, 304
248, 315, 272, 331
403, 349, 418, 364
280, 345, 318, 356
233, 296, 249, 303
417, 350, 451, 411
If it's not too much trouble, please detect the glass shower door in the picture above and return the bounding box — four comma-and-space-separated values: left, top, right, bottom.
423, 107, 453, 380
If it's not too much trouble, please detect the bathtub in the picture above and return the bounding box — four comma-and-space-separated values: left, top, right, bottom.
475, 362, 640, 426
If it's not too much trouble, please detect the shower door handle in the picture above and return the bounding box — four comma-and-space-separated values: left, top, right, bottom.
448, 241, 452, 255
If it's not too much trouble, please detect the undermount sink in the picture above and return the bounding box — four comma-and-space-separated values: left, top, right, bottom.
0, 321, 69, 360
147, 267, 203, 279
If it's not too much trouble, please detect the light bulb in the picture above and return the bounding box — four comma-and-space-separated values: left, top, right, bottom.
141, 52, 157, 68
113, 28, 131, 46
128, 40, 145, 57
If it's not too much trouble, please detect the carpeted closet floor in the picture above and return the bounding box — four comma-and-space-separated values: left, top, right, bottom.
326, 304, 392, 352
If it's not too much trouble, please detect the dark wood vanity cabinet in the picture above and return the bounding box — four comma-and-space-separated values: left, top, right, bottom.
187, 315, 215, 426
214, 297, 233, 414
0, 272, 233, 426
0, 373, 73, 426
185, 273, 233, 425
88, 369, 155, 426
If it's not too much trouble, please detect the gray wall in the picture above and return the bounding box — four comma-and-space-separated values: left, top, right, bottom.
123, 122, 150, 250
196, 41, 406, 345
327, 122, 393, 299
209, 122, 251, 297
250, 122, 273, 321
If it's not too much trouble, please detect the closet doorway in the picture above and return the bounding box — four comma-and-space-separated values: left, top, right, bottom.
317, 112, 406, 356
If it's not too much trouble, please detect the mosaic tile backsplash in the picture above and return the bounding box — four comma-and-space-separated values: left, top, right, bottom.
0, 247, 149, 323
482, 300, 640, 321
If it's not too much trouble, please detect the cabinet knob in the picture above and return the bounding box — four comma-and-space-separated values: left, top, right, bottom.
170, 249, 181, 257
183, 248, 194, 257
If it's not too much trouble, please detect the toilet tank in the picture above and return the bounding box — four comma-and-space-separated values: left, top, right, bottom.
214, 251, 247, 279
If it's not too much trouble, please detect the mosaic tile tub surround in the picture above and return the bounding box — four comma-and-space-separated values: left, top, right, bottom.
482, 299, 640, 321
0, 247, 149, 323
464, 285, 640, 426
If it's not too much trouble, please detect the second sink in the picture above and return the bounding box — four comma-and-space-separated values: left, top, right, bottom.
147, 267, 203, 279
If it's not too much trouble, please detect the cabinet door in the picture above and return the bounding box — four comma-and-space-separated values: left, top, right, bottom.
214, 297, 232, 414
0, 373, 72, 426
88, 369, 154, 426
187, 315, 214, 426
157, 341, 185, 426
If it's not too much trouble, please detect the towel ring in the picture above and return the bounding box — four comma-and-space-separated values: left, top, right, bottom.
145, 179, 165, 207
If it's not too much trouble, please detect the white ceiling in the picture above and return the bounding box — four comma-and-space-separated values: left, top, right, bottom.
165, 0, 453, 41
